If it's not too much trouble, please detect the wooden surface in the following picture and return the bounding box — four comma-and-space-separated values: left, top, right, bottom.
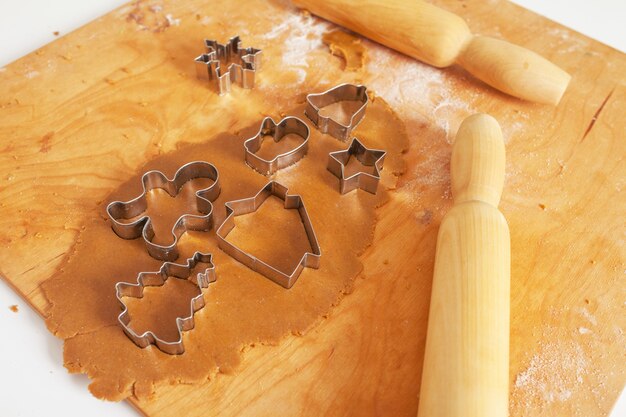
0, 0, 625, 416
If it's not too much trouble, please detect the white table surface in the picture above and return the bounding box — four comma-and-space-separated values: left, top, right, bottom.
0, 1, 624, 416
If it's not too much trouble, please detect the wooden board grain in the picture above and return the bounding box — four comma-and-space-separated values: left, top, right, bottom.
0, 0, 625, 416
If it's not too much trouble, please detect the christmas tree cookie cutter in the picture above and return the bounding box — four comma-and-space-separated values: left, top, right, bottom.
194, 35, 262, 95
305, 83, 369, 141
215, 181, 321, 289
244, 116, 310, 176
327, 137, 386, 194
106, 161, 221, 262
116, 252, 216, 355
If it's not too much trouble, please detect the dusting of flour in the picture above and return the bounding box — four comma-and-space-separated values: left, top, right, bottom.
513, 339, 587, 406
262, 13, 331, 84
364, 41, 474, 143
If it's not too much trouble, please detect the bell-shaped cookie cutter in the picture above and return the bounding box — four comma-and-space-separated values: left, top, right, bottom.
305, 83, 369, 141
327, 137, 386, 194
106, 161, 221, 262
116, 252, 216, 355
244, 116, 310, 176
194, 35, 262, 95
215, 181, 321, 289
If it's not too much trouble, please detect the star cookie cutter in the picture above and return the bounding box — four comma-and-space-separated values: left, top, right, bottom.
327, 137, 386, 194
106, 161, 221, 262
215, 181, 321, 289
194, 35, 262, 95
305, 83, 369, 141
244, 116, 310, 176
116, 252, 216, 355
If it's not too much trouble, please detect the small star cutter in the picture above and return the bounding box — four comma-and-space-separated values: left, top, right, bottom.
327, 137, 386, 194
106, 161, 221, 262
305, 83, 369, 141
116, 251, 216, 355
194, 35, 262, 95
244, 116, 310, 176
215, 181, 321, 289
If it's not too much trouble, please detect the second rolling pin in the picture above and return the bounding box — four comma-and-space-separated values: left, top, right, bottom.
418, 114, 510, 417
293, 0, 571, 105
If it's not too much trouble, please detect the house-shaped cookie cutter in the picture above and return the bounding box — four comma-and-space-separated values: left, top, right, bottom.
215, 181, 321, 289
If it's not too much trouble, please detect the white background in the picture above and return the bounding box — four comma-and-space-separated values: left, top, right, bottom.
0, 1, 624, 416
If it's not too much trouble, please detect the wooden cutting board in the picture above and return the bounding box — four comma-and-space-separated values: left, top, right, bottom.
1, 0, 624, 416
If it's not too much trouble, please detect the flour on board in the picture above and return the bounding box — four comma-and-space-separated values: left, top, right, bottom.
364, 42, 474, 143
262, 12, 331, 84
165, 14, 180, 27
512, 339, 587, 406
579, 307, 598, 326
547, 27, 592, 55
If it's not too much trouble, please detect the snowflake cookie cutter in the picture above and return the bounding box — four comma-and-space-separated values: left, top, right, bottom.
305, 83, 369, 141
194, 35, 262, 95
244, 116, 310, 176
116, 252, 215, 355
327, 137, 386, 194
106, 161, 221, 262
215, 181, 321, 289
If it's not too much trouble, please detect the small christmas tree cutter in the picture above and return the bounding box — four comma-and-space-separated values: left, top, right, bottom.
115, 252, 216, 355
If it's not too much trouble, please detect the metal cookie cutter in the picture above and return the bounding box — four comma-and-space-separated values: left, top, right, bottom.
215, 181, 321, 289
244, 116, 310, 176
305, 83, 369, 141
106, 161, 220, 262
194, 35, 262, 95
327, 137, 386, 194
116, 252, 215, 355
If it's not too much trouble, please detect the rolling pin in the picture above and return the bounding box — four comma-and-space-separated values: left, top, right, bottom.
418, 114, 510, 417
292, 0, 571, 105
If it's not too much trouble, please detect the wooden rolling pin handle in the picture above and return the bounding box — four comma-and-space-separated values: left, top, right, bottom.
451, 113, 505, 206
292, 0, 570, 105
456, 36, 572, 105
418, 114, 510, 417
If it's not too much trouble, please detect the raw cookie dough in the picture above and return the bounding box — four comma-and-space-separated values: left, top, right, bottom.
43, 99, 408, 401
